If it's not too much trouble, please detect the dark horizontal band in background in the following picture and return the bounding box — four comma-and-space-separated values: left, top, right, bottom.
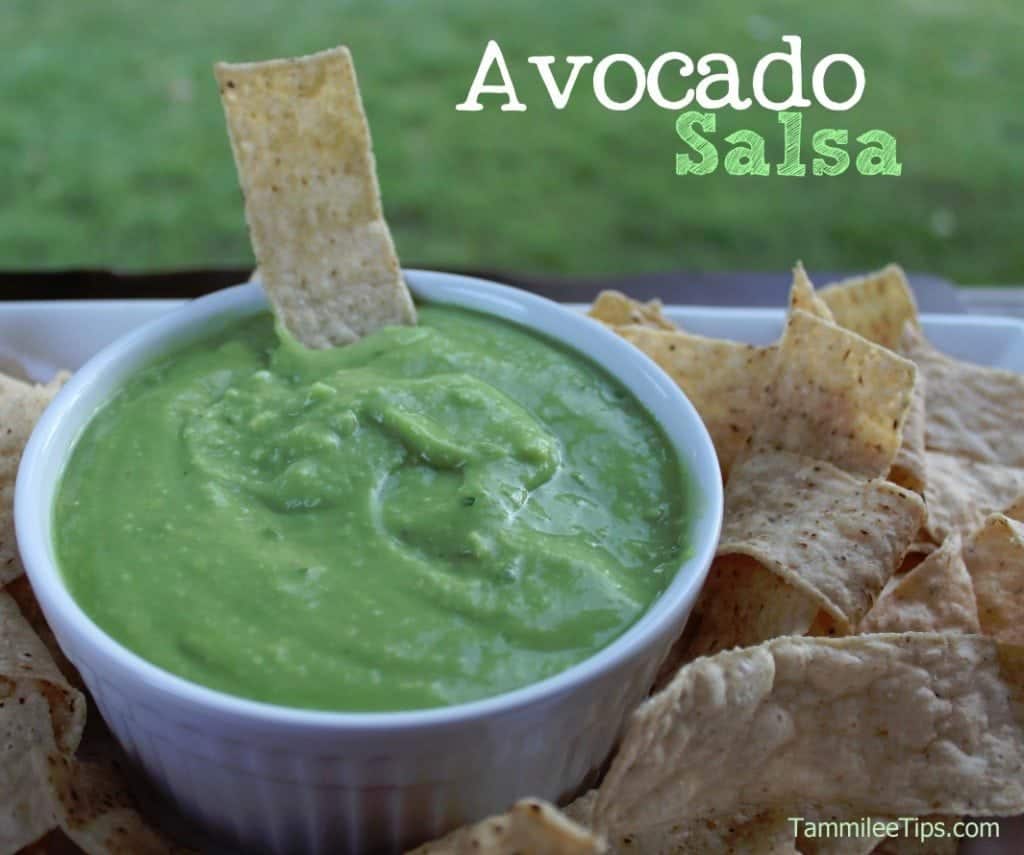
0, 268, 964, 313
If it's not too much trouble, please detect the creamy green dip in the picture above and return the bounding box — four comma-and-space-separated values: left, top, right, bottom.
56, 305, 691, 711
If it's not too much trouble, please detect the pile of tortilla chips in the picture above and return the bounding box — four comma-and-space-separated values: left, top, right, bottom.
413, 265, 1024, 855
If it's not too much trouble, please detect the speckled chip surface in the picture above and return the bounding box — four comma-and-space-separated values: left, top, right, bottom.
216, 46, 415, 348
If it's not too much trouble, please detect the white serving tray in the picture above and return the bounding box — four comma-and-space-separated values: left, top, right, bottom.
2, 298, 1021, 854
3, 300, 1024, 381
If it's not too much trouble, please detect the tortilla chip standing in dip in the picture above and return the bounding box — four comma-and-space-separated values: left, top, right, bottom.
216, 46, 416, 346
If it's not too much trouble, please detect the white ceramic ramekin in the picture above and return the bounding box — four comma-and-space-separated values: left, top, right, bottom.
16, 271, 722, 854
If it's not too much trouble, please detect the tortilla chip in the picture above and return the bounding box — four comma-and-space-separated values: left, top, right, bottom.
1, 591, 87, 851
922, 451, 1024, 545
611, 326, 776, 480
963, 513, 1024, 645
902, 326, 1024, 467
654, 553, 820, 681
1006, 495, 1024, 522
788, 262, 833, 322
1, 721, 185, 854
859, 536, 980, 634
0, 686, 64, 851
215, 46, 416, 348
718, 451, 925, 630
819, 265, 919, 350
591, 634, 1024, 840
588, 291, 675, 330
752, 310, 917, 479
1, 372, 67, 587
407, 798, 605, 854
52, 748, 190, 854
3, 575, 80, 689
1, 592, 84, 755
1, 591, 178, 853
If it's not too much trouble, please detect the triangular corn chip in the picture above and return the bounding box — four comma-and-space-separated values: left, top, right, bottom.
718, 451, 924, 630
53, 735, 193, 854
923, 451, 1024, 544
407, 798, 605, 854
819, 265, 919, 350
215, 46, 415, 348
588, 291, 675, 330
1, 592, 86, 850
611, 326, 776, 480
751, 310, 917, 479
0, 688, 64, 851
903, 326, 1024, 467
654, 552, 820, 679
592, 634, 1024, 837
963, 513, 1024, 645
2, 575, 80, 688
0, 592, 84, 756
859, 535, 979, 634
1, 372, 67, 586
788, 262, 833, 321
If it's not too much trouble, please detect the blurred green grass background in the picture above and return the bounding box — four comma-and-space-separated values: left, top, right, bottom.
3, 0, 1022, 281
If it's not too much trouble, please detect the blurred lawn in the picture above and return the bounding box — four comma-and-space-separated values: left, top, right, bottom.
3, 0, 1023, 281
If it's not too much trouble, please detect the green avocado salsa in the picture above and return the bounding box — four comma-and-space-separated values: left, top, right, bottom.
56, 304, 691, 711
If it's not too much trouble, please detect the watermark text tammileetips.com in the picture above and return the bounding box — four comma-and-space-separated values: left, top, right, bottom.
789, 816, 1000, 843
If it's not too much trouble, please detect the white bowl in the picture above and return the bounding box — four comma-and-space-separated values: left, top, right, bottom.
16, 271, 723, 854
